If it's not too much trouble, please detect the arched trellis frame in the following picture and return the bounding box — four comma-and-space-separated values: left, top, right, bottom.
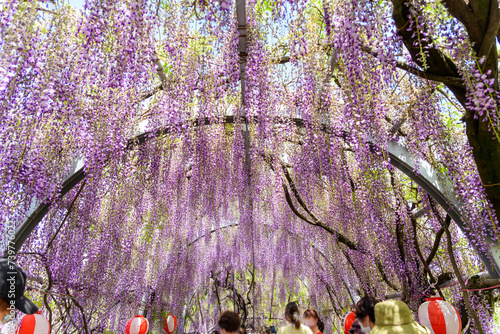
7, 0, 500, 285
11, 115, 500, 279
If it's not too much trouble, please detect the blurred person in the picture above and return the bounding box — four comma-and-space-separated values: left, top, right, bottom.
277, 302, 313, 334
239, 326, 247, 334
370, 300, 430, 334
349, 297, 378, 334
0, 259, 39, 334
213, 331, 221, 334
260, 326, 271, 334
218, 311, 241, 334
303, 309, 324, 334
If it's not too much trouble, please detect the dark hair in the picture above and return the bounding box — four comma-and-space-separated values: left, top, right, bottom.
285, 302, 301, 329
355, 297, 378, 323
303, 309, 324, 332
261, 326, 271, 334
218, 311, 241, 332
213, 331, 221, 334
239, 326, 247, 334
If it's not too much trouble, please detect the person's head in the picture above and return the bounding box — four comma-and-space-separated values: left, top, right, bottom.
285, 302, 301, 329
370, 300, 430, 334
303, 309, 324, 332
218, 311, 241, 334
0, 258, 38, 323
260, 326, 271, 334
355, 297, 378, 330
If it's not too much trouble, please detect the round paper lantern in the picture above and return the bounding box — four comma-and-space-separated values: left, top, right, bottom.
418, 297, 462, 334
163, 314, 177, 334
125, 315, 149, 334
341, 311, 356, 334
17, 311, 50, 334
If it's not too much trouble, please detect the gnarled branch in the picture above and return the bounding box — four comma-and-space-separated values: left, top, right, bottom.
281, 168, 358, 250
281, 164, 399, 291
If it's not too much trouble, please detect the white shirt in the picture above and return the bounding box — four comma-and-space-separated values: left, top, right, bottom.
277, 323, 314, 334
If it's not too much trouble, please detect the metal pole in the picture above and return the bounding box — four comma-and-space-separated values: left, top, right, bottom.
138, 291, 148, 316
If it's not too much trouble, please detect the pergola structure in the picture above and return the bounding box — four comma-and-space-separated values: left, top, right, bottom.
11, 0, 500, 278
13, 117, 500, 278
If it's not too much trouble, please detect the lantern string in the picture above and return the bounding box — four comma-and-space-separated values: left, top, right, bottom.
401, 281, 460, 302
401, 281, 500, 302
461, 284, 500, 292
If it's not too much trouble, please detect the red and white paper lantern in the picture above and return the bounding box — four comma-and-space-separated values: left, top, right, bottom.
418, 297, 462, 334
341, 311, 356, 334
125, 315, 149, 334
163, 314, 177, 334
17, 311, 50, 334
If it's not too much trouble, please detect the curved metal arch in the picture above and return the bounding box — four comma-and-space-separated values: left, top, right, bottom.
11, 115, 500, 278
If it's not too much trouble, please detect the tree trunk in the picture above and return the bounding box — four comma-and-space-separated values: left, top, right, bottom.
464, 105, 500, 222
390, 0, 500, 227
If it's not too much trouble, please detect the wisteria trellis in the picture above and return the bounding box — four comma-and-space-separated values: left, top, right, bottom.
1, 0, 500, 333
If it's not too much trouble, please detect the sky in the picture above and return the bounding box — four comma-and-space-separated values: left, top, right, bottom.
67, 0, 85, 9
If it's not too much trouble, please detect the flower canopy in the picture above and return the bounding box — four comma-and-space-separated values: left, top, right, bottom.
1, 0, 500, 333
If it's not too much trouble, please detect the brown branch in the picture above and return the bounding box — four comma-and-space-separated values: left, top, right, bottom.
321, 279, 342, 333
261, 152, 399, 292
361, 45, 464, 87
477, 0, 500, 58
281, 176, 358, 250
280, 162, 399, 291
389, 171, 424, 298
316, 258, 351, 313
425, 216, 450, 265
36, 7, 60, 15
466, 276, 500, 289
22, 252, 54, 323
61, 299, 77, 332
395, 222, 406, 263
389, 0, 470, 108
441, 1, 479, 40
246, 267, 254, 309
426, 193, 485, 332
138, 84, 162, 102
442, 220, 485, 334
410, 214, 446, 300
282, 167, 316, 219
436, 87, 464, 112
391, 0, 460, 75
427, 195, 453, 262
374, 256, 400, 292
43, 263, 53, 324
46, 180, 86, 250
65, 289, 90, 334
48, 294, 67, 334
197, 294, 205, 328
341, 248, 370, 296
279, 56, 290, 64
389, 171, 408, 265
187, 223, 238, 247
315, 244, 361, 301
395, 60, 464, 87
